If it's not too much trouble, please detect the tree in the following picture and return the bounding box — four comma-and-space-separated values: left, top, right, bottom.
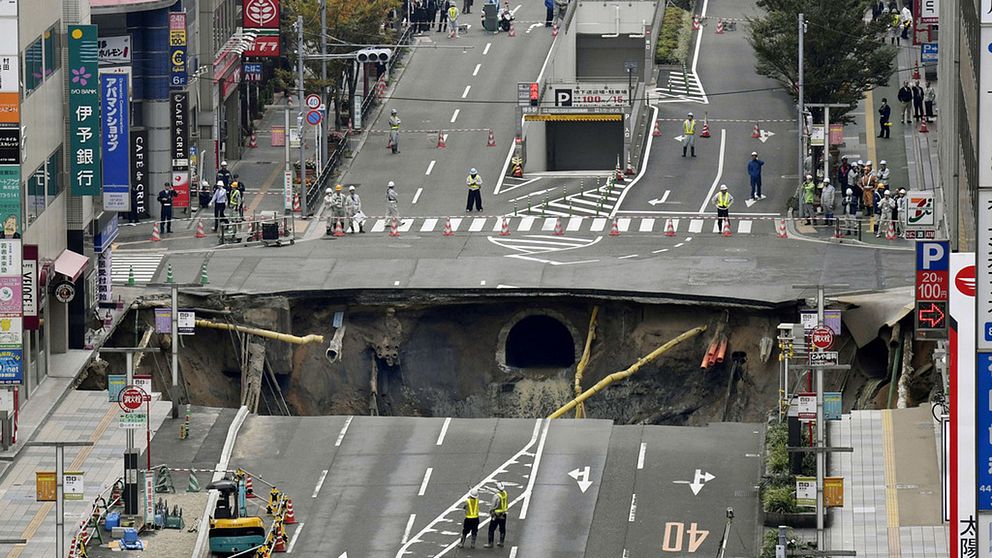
277, 0, 401, 130
748, 0, 896, 123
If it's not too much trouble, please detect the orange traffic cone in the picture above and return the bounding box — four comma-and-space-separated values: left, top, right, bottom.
437, 131, 446, 149
751, 122, 760, 139
614, 159, 625, 184
552, 24, 559, 37
195, 218, 206, 238
716, 18, 724, 34
609, 217, 621, 237
292, 193, 301, 213
624, 154, 635, 176
273, 532, 287, 553
500, 217, 511, 237
700, 119, 711, 138
776, 218, 788, 239
333, 221, 345, 237
652, 120, 661, 137
150, 222, 161, 242
246, 476, 256, 498
249, 132, 257, 148
918, 119, 929, 133
721, 219, 732, 237
664, 218, 676, 237
508, 23, 516, 37
487, 129, 496, 147
284, 499, 298, 524
442, 217, 455, 236
885, 220, 897, 240
553, 217, 564, 236
913, 61, 921, 80
388, 217, 401, 237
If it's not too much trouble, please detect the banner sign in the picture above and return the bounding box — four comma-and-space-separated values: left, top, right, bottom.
978, 352, 992, 511
68, 25, 102, 196
553, 85, 627, 107
950, 253, 976, 558
171, 170, 189, 209
107, 374, 125, 402
98, 36, 131, 65
21, 245, 37, 330
243, 0, 281, 57
97, 250, 112, 305
170, 91, 189, 168
920, 0, 938, 23
130, 129, 148, 219
0, 127, 18, 165
63, 472, 84, 500
168, 13, 187, 88
0, 165, 18, 237
796, 477, 816, 507
101, 74, 130, 211
0, 348, 22, 384
154, 308, 171, 333
0, 55, 18, 93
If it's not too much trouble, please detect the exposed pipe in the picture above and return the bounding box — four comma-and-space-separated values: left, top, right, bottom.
194, 319, 325, 345
573, 306, 600, 419
601, 5, 620, 38
886, 322, 903, 409
548, 325, 707, 419
325, 326, 346, 363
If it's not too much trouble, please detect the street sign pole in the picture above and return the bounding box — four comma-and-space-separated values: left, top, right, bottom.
296, 16, 307, 216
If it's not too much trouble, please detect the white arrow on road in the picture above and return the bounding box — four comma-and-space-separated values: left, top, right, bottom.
338, 553, 348, 558
648, 190, 671, 206
526, 23, 542, 33
568, 466, 593, 493
758, 130, 775, 143
672, 468, 716, 495
674, 135, 687, 142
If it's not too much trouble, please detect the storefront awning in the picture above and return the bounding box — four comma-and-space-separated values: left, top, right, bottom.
53, 250, 89, 283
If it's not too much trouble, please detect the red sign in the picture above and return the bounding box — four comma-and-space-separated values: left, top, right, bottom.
244, 34, 280, 57
956, 265, 976, 297
119, 387, 144, 412
917, 301, 946, 328
244, 0, 280, 29
172, 171, 190, 209
810, 326, 834, 350
916, 270, 949, 301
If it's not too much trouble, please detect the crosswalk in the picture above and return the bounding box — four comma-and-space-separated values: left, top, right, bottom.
649, 70, 708, 104
111, 251, 165, 285
515, 179, 628, 218
367, 215, 775, 236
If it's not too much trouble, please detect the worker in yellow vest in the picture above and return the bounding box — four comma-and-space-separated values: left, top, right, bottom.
459, 488, 480, 549
711, 184, 734, 232
681, 111, 696, 158
484, 482, 509, 548
466, 168, 483, 212
448, 1, 460, 38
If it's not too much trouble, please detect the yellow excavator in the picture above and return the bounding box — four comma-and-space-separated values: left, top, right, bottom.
207, 479, 265, 556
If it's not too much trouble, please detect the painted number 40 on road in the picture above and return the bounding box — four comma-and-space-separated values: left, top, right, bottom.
662, 522, 709, 553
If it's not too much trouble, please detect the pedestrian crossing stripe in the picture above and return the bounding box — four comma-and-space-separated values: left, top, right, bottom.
110, 251, 166, 285
364, 216, 772, 235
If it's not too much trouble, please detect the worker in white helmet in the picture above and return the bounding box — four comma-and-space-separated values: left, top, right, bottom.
681, 111, 697, 158
484, 481, 509, 548
459, 488, 480, 549
216, 160, 232, 188
346, 185, 364, 233
712, 184, 734, 231
466, 168, 483, 212
386, 181, 399, 220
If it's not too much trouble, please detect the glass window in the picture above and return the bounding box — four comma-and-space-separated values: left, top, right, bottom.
43, 25, 60, 77
23, 37, 43, 95
26, 146, 63, 225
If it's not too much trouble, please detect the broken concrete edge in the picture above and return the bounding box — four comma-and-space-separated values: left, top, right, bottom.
192, 405, 249, 558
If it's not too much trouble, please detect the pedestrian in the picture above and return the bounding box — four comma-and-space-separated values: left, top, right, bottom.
227, 179, 243, 220
216, 160, 233, 188
544, 0, 553, 26
681, 112, 696, 158
484, 482, 509, 548
875, 190, 896, 237
911, 81, 924, 121
462, 0, 472, 15
877, 97, 891, 139
459, 489, 480, 549
447, 1, 460, 38
438, 0, 449, 32
836, 156, 851, 191
323, 187, 336, 235
711, 184, 733, 232
897, 82, 912, 124
329, 184, 347, 232
821, 178, 836, 225
896, 187, 908, 236
234, 175, 246, 217
466, 168, 484, 212
746, 152, 765, 201
889, 9, 901, 46
427, 0, 438, 31
872, 0, 885, 19
876, 160, 891, 190
386, 181, 400, 220
346, 185, 365, 233
210, 180, 228, 232
157, 181, 178, 234
923, 81, 936, 122
388, 108, 401, 154
900, 4, 913, 40
554, 0, 568, 26
800, 175, 815, 225
847, 160, 862, 195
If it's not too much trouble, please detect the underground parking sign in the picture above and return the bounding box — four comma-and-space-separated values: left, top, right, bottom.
915, 240, 949, 340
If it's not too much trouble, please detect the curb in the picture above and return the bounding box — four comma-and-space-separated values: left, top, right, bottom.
192, 405, 249, 558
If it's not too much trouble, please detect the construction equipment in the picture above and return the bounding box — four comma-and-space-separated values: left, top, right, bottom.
207, 479, 265, 556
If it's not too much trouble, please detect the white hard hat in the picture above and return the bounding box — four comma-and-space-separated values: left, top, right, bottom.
216, 180, 225, 187
470, 168, 478, 174
469, 489, 479, 498
496, 481, 505, 490
806, 174, 812, 179
391, 108, 397, 114
201, 180, 210, 187
687, 111, 694, 117
856, 160, 863, 166
719, 184, 728, 191
221, 160, 228, 166
883, 189, 891, 196
879, 160, 887, 165
751, 151, 757, 156
387, 181, 395, 187
865, 159, 873, 165
846, 188, 853, 195
348, 185, 355, 191
325, 188, 332, 194
898, 188, 906, 193
823, 178, 830, 183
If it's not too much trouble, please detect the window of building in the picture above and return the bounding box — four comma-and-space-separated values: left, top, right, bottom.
23, 37, 43, 95
26, 146, 63, 225
43, 24, 60, 77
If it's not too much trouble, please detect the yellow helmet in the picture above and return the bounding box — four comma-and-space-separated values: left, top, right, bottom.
335, 184, 343, 191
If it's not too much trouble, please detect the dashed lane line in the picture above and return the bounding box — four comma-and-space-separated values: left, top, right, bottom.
436, 417, 452, 445
335, 416, 353, 447
426, 160, 436, 175
450, 109, 460, 123
483, 42, 491, 55
418, 468, 433, 496
312, 470, 328, 498
287, 522, 304, 553
637, 442, 647, 469
473, 63, 481, 76
402, 514, 416, 545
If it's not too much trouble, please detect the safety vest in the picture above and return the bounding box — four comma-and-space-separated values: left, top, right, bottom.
229, 187, 242, 209
716, 192, 730, 209
494, 491, 508, 515
683, 119, 696, 135
467, 175, 481, 190
389, 116, 400, 130
449, 6, 459, 20
465, 497, 479, 519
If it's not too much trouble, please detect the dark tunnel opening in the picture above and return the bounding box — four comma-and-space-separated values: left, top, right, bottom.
505, 315, 576, 368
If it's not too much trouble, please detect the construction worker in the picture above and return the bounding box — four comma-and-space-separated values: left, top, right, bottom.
466, 168, 483, 212
216, 160, 233, 188
388, 109, 401, 154
324, 187, 336, 235
459, 489, 480, 549
747, 151, 764, 200
227, 179, 243, 220
329, 184, 347, 232
800, 175, 815, 225
820, 178, 836, 225
484, 482, 508, 548
210, 180, 228, 232
386, 181, 399, 219
711, 184, 733, 232
447, 1, 460, 38
346, 186, 365, 233
895, 187, 908, 237
876, 160, 890, 189
681, 112, 696, 158
859, 162, 878, 230
231, 174, 246, 217
875, 189, 897, 238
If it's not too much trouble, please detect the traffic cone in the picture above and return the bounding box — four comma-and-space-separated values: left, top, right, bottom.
553, 217, 564, 236
487, 129, 496, 147
885, 220, 897, 240
751, 122, 760, 139
913, 61, 921, 80
387, 136, 393, 150
716, 18, 724, 34
511, 156, 523, 178
624, 153, 635, 176
721, 219, 732, 237
249, 132, 257, 148
284, 499, 298, 524
199, 261, 209, 285
150, 222, 161, 242
333, 221, 345, 237
609, 217, 620, 237
614, 158, 625, 184
111, 480, 122, 505
664, 218, 676, 237
437, 130, 446, 149
777, 218, 788, 239
508, 23, 516, 37
273, 532, 287, 553
246, 476, 256, 499
652, 120, 661, 137
388, 216, 401, 237
552, 24, 559, 37
918, 118, 929, 133
499, 217, 511, 237
292, 193, 301, 213
127, 266, 135, 287
700, 119, 711, 138
442, 217, 455, 236
692, 15, 701, 30
195, 218, 206, 238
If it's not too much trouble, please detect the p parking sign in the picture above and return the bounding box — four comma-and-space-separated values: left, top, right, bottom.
915, 240, 949, 339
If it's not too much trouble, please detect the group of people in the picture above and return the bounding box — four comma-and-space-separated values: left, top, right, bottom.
877, 82, 936, 139
324, 184, 366, 234
407, 0, 463, 36
459, 483, 509, 550
156, 160, 245, 235
801, 157, 909, 237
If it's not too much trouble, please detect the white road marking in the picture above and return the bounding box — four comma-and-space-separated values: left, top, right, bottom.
622, 549, 629, 558
511, 4, 521, 14
618, 254, 638, 260
697, 129, 727, 213
628, 493, 637, 522
473, 63, 481, 76
637, 443, 647, 470
412, 187, 423, 204
436, 417, 452, 445
517, 216, 535, 231
420, 218, 438, 232
526, 23, 542, 33
615, 209, 782, 216
450, 109, 460, 123
419, 468, 434, 496
426, 160, 436, 175
711, 221, 722, 234
652, 248, 669, 254
449, 217, 463, 231
675, 242, 685, 248
591, 218, 607, 231
312, 470, 328, 498
541, 217, 557, 231
519, 420, 551, 520
688, 219, 704, 234
509, 547, 518, 558
638, 218, 655, 232
480, 280, 486, 286
469, 218, 487, 232
398, 218, 414, 232
567, 217, 583, 231
483, 42, 491, 55
461, 85, 471, 98
394, 280, 400, 286
335, 416, 353, 446
371, 219, 386, 233
287, 522, 304, 553
617, 218, 631, 232
402, 514, 417, 544
738, 220, 753, 234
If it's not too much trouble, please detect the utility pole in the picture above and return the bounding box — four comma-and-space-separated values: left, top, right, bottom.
296, 16, 307, 215
320, 0, 329, 170
797, 13, 805, 183
284, 107, 291, 214
171, 284, 179, 418
805, 103, 849, 189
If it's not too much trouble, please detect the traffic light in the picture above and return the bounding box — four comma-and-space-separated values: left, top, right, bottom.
529, 82, 539, 106
356, 49, 392, 63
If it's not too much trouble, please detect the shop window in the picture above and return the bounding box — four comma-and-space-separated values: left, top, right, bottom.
26, 146, 63, 225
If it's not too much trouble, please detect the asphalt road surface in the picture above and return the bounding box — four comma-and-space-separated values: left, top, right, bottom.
228, 416, 763, 558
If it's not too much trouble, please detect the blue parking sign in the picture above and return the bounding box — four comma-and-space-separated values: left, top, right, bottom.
921, 43, 938, 63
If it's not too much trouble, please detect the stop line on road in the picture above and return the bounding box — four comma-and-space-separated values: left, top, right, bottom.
364, 215, 775, 236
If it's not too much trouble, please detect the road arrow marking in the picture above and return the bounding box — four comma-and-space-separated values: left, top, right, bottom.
568, 466, 593, 493
758, 130, 775, 143
674, 135, 686, 142
744, 198, 756, 208
673, 469, 716, 495
648, 190, 670, 206
526, 23, 542, 33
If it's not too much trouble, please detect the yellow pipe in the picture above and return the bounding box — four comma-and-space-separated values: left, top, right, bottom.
573, 306, 600, 419
548, 325, 707, 420
194, 319, 325, 345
